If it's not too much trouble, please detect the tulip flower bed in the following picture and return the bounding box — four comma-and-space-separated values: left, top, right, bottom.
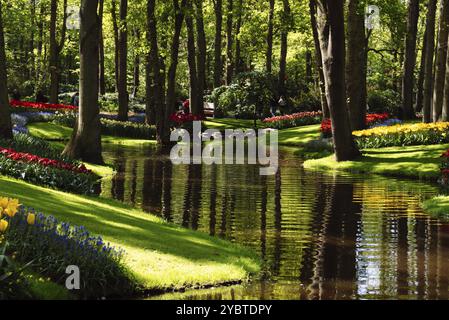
0, 147, 91, 174
0, 197, 134, 299
262, 111, 323, 129
321, 113, 391, 137
53, 112, 156, 140
169, 112, 206, 125
353, 122, 449, 149
0, 150, 98, 195
10, 100, 77, 111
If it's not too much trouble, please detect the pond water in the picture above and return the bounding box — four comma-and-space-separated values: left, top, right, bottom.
100, 144, 449, 300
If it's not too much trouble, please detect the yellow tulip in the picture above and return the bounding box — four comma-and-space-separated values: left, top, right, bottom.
27, 213, 36, 225
0, 219, 8, 233
7, 199, 20, 209
0, 197, 8, 210
4, 206, 17, 218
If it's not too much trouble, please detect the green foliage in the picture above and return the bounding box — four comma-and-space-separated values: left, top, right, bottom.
367, 89, 402, 115
210, 71, 275, 119
0, 242, 33, 300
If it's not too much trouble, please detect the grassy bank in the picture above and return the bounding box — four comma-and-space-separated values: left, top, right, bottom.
304, 144, 449, 180
0, 175, 261, 293
422, 196, 449, 219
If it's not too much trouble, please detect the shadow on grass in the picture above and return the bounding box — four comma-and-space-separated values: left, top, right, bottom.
0, 176, 260, 280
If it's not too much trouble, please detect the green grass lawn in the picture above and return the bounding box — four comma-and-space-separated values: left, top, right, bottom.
277, 124, 321, 146
422, 196, 449, 219
304, 144, 449, 180
204, 118, 262, 130
0, 175, 261, 292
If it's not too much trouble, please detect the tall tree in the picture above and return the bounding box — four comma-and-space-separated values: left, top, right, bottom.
99, 0, 106, 96
266, 0, 275, 74
49, 0, 68, 103
111, 0, 120, 91
186, 0, 200, 114
195, 0, 207, 113
132, 29, 141, 98
117, 0, 129, 121
226, 0, 234, 84
278, 0, 291, 96
146, 0, 167, 145
415, 24, 427, 113
433, 0, 449, 122
213, 0, 223, 87
0, 0, 12, 139
235, 0, 243, 73
316, 0, 360, 161
309, 0, 329, 118
423, 0, 437, 123
166, 0, 188, 118
346, 0, 367, 130
63, 0, 103, 164
401, 0, 420, 120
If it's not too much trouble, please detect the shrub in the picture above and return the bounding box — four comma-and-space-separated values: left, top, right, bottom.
353, 122, 449, 148
210, 71, 276, 119
1, 198, 135, 298
367, 90, 402, 116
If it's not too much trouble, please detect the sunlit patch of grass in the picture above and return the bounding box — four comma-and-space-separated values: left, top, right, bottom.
0, 175, 261, 292
304, 144, 449, 180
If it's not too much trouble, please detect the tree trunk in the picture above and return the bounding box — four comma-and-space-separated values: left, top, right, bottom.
0, 0, 12, 139
49, 0, 68, 104
117, 0, 129, 121
346, 0, 367, 130
213, 0, 223, 87
266, 0, 275, 74
166, 0, 187, 119
423, 0, 437, 123
111, 0, 120, 91
186, 0, 200, 115
226, 0, 234, 84
433, 0, 449, 122
278, 0, 290, 96
63, 0, 103, 164
316, 0, 360, 161
195, 0, 207, 114
146, 0, 168, 145
415, 24, 427, 113
442, 8, 449, 120
99, 0, 106, 96
235, 0, 243, 74
401, 0, 420, 120
35, 1, 44, 95
309, 0, 329, 118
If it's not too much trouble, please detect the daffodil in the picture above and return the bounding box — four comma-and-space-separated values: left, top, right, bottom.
0, 219, 8, 233
27, 213, 36, 225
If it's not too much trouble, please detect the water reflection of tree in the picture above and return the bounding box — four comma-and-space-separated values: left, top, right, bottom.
304, 176, 361, 299
111, 147, 125, 202
182, 164, 202, 229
